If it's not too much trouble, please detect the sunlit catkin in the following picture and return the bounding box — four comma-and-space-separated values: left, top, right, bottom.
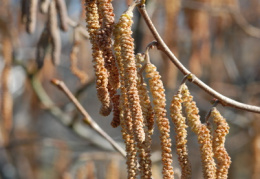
170, 85, 191, 179
211, 108, 231, 179
136, 54, 154, 178
115, 6, 145, 143
85, 0, 111, 116
26, 0, 38, 33
55, 0, 68, 31
145, 63, 174, 178
181, 84, 216, 179
48, 0, 61, 65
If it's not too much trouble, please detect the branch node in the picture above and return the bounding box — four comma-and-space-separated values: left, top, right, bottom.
205, 99, 220, 129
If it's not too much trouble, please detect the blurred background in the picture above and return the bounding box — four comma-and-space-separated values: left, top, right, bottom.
0, 0, 260, 178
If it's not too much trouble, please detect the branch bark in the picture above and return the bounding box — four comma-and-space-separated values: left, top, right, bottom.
138, 4, 260, 114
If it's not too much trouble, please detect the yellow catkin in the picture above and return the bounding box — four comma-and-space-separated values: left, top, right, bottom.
136, 54, 154, 131
145, 63, 174, 179
55, 0, 69, 31
181, 84, 216, 179
97, 0, 120, 90
85, 0, 111, 116
1, 37, 13, 145
136, 54, 154, 179
48, 0, 61, 65
26, 0, 38, 33
115, 7, 145, 143
211, 108, 231, 179
170, 85, 191, 179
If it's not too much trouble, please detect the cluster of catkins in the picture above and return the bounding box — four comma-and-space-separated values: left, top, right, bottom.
170, 84, 231, 179
85, 1, 231, 178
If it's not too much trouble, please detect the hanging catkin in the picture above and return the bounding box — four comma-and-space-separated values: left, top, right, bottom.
114, 5, 145, 143
26, 0, 38, 33
97, 0, 120, 90
211, 108, 231, 179
48, 0, 61, 65
170, 85, 191, 179
145, 63, 174, 179
119, 94, 138, 179
135, 54, 154, 178
181, 84, 216, 179
85, 0, 111, 116
97, 0, 121, 126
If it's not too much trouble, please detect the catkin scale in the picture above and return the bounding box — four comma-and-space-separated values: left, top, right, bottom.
170, 86, 191, 179
85, 0, 112, 116
211, 108, 231, 179
110, 94, 120, 128
48, 0, 61, 65
145, 63, 174, 179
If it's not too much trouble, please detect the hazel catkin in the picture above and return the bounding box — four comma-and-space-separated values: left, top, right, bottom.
181, 84, 216, 179
85, 0, 111, 116
211, 107, 231, 179
170, 85, 191, 179
114, 7, 145, 143
145, 63, 174, 179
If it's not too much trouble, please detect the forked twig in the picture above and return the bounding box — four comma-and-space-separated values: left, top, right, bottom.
51, 79, 126, 157
138, 4, 260, 114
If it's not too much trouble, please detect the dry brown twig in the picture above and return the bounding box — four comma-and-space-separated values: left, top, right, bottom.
51, 79, 126, 157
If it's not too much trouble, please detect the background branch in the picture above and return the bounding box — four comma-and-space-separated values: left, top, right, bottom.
25, 71, 125, 157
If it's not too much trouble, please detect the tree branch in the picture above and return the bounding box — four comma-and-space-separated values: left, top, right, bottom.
51, 79, 126, 157
27, 72, 125, 157
138, 4, 260, 114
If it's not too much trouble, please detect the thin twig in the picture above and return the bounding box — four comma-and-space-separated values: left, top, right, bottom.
138, 4, 260, 113
51, 79, 126, 157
